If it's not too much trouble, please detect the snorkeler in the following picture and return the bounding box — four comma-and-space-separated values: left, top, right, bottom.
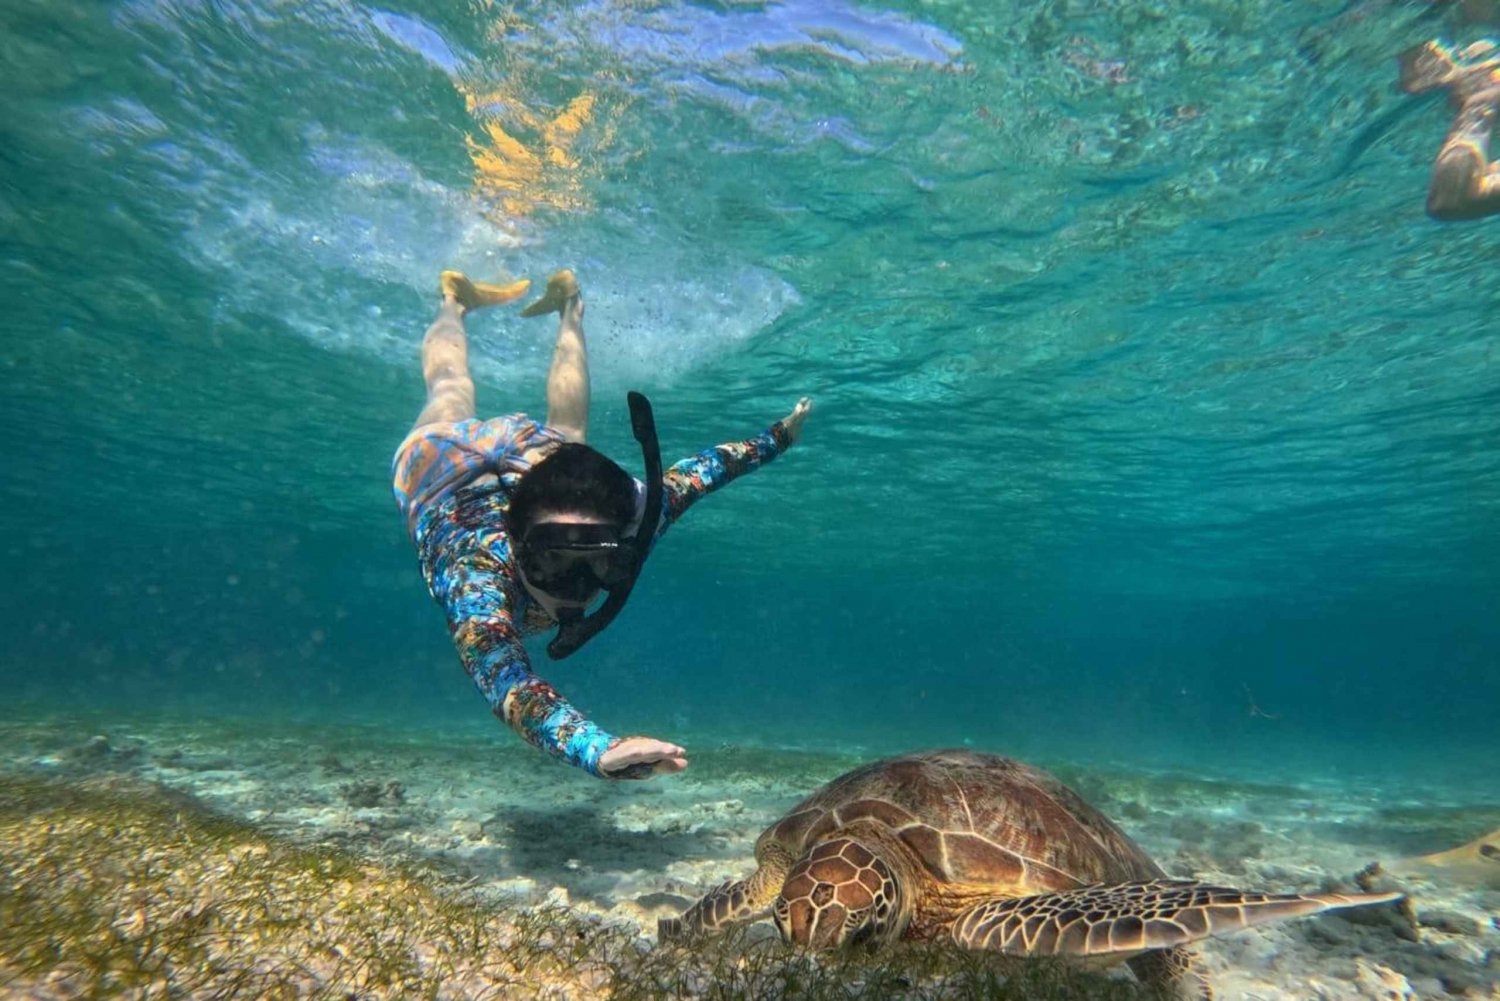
1399, 38, 1500, 220
392, 269, 811, 780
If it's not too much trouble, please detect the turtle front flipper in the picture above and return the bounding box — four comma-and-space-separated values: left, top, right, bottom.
953, 878, 1403, 957
658, 862, 786, 941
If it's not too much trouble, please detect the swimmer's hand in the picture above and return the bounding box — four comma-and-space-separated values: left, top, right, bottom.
782, 397, 812, 444
600, 737, 688, 780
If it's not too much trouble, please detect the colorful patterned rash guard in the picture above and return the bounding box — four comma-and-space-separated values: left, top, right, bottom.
392, 413, 793, 778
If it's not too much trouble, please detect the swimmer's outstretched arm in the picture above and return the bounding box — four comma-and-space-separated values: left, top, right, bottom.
652, 398, 812, 538
428, 549, 621, 777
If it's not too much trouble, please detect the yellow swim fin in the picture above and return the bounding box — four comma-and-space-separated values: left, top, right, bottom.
519, 269, 580, 317
440, 270, 531, 311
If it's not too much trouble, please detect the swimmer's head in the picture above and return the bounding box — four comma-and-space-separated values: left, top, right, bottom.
508, 444, 638, 603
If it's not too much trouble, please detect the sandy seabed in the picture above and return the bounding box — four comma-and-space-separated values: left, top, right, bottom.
0, 711, 1495, 1000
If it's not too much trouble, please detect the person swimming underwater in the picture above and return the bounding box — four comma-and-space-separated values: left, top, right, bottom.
392, 269, 811, 780
1400, 37, 1500, 219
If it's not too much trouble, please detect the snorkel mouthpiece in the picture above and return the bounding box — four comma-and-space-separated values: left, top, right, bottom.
546, 391, 663, 660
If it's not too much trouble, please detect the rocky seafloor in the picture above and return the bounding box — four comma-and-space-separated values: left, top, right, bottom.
1, 710, 1496, 1000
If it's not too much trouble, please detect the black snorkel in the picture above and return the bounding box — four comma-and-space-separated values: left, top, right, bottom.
546, 391, 664, 660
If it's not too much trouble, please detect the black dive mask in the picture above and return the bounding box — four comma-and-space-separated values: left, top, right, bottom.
539, 391, 664, 660
519, 522, 626, 602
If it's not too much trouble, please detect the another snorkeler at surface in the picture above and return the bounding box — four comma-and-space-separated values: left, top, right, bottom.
392, 269, 811, 780
1400, 37, 1500, 219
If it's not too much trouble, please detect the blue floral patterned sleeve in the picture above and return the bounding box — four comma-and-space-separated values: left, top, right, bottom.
653, 420, 794, 538
415, 497, 623, 777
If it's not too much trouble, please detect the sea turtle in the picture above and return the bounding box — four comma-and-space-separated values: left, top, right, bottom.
659, 750, 1401, 998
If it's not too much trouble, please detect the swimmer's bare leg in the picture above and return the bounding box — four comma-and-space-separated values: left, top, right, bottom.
411, 271, 531, 431
1427, 83, 1500, 220
522, 270, 588, 443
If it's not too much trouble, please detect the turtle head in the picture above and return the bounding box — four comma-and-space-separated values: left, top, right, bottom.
772, 836, 906, 950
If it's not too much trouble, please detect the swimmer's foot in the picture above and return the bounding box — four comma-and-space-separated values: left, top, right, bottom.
520, 269, 580, 317
1400, 39, 1500, 96
440, 270, 531, 312
1400, 40, 1462, 95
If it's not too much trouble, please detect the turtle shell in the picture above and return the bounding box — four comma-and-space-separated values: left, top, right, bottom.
758, 749, 1162, 894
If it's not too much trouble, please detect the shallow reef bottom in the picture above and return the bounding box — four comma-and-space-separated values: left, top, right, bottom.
0, 773, 1151, 1000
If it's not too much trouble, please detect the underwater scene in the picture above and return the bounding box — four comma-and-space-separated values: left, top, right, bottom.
3, 0, 1499, 997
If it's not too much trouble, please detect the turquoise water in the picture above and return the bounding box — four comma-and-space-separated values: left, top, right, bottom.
3, 0, 1498, 789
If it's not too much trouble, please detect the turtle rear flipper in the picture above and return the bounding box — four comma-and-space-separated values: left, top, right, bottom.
952, 878, 1403, 957
1397, 824, 1500, 888
1127, 946, 1211, 1001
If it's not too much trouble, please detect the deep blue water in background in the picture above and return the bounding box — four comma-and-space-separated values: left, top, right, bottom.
3, 0, 1497, 792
